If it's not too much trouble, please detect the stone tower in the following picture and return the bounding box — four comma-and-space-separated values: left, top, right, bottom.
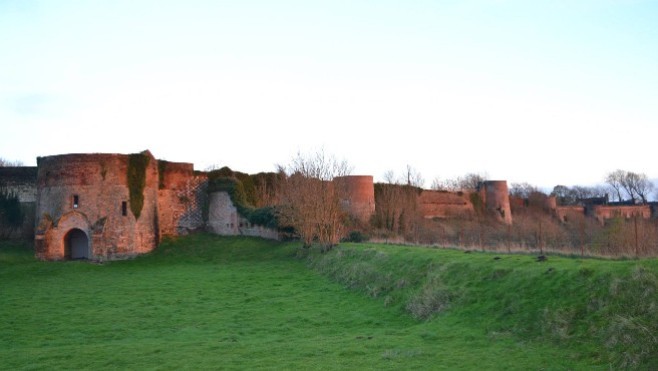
481, 180, 513, 225
334, 175, 376, 223
34, 152, 159, 260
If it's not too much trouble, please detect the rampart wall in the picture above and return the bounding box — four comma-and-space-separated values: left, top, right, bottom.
418, 190, 474, 219
591, 205, 652, 222
0, 167, 38, 203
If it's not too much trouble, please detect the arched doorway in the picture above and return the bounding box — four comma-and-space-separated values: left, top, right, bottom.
65, 228, 89, 260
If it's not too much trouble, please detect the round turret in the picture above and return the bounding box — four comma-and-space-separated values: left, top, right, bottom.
334, 175, 375, 223
482, 180, 513, 225
35, 152, 159, 260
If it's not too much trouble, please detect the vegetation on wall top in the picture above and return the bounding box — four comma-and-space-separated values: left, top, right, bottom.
0, 189, 22, 229
207, 167, 278, 228
157, 160, 168, 190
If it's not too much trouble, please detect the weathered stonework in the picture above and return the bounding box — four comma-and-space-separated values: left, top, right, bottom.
0, 167, 37, 203
334, 175, 376, 223
207, 191, 279, 240
480, 181, 513, 225
546, 195, 656, 224
418, 190, 475, 219
157, 161, 207, 237
1, 150, 525, 260
35, 153, 159, 260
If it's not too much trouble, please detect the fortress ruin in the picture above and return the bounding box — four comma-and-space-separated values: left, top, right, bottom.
2, 150, 654, 261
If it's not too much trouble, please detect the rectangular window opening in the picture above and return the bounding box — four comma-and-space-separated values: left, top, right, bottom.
73, 195, 79, 209
121, 201, 127, 216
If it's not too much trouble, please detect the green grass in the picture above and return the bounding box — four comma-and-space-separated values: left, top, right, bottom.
1, 235, 656, 369
307, 242, 658, 369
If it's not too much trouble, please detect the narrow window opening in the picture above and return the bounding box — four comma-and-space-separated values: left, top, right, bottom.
73, 195, 79, 209
121, 201, 127, 216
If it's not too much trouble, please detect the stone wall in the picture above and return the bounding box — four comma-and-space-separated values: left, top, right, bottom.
0, 167, 37, 239
592, 205, 652, 223
157, 161, 207, 237
418, 190, 474, 219
207, 191, 279, 240
0, 167, 38, 203
555, 206, 586, 222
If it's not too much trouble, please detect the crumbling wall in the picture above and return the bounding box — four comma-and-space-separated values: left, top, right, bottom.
592, 205, 651, 223
207, 191, 279, 240
417, 190, 475, 219
555, 206, 586, 222
157, 161, 207, 237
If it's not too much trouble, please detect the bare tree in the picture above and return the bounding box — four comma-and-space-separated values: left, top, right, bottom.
624, 171, 653, 204
572, 185, 607, 201
431, 173, 487, 191
551, 184, 608, 205
403, 165, 424, 188
373, 170, 420, 239
605, 170, 626, 202
605, 170, 654, 204
509, 182, 542, 199
277, 150, 352, 249
551, 185, 574, 205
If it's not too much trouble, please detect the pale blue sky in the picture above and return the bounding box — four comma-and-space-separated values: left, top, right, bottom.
1, 0, 657, 188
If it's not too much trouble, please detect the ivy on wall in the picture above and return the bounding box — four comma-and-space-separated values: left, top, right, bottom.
0, 188, 22, 228
157, 160, 168, 190
207, 168, 278, 228
127, 152, 150, 219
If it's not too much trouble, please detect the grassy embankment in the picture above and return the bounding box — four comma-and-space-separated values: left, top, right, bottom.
1, 235, 657, 369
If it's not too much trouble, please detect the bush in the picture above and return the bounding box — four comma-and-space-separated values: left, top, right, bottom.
343, 231, 369, 243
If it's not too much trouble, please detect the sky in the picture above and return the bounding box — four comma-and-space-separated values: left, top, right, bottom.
1, 0, 657, 190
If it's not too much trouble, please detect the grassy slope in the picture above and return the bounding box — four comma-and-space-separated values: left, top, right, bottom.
1, 236, 654, 369
307, 243, 658, 369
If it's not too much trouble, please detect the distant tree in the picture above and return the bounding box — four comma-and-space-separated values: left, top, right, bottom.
403, 165, 424, 188
605, 170, 654, 204
605, 170, 626, 202
571, 185, 607, 200
509, 182, 542, 199
624, 171, 653, 204
431, 173, 487, 191
551, 185, 575, 205
0, 158, 24, 167
552, 184, 608, 205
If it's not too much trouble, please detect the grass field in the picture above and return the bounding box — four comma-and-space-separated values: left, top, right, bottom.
1, 235, 657, 369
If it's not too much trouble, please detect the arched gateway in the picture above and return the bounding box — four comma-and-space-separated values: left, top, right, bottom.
65, 228, 89, 259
